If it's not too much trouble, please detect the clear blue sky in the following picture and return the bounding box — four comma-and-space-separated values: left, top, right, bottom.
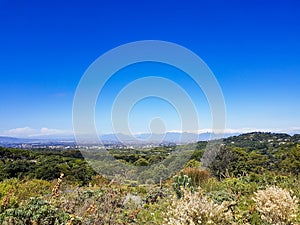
0, 0, 299, 137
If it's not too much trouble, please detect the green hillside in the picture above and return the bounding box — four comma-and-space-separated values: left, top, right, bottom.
0, 132, 300, 224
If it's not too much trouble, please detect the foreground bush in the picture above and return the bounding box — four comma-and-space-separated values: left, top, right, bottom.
182, 167, 210, 186
253, 186, 299, 225
0, 178, 51, 208
164, 189, 234, 225
0, 197, 71, 225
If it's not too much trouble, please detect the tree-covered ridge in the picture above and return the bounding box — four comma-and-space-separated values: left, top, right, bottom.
210, 132, 300, 178
0, 147, 95, 185
224, 132, 300, 149
1, 132, 300, 183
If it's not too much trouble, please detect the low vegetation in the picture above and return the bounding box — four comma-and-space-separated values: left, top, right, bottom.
0, 132, 300, 224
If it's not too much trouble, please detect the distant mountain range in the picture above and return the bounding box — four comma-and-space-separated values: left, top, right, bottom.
99, 132, 238, 144
1, 131, 299, 147
0, 135, 77, 147
0, 132, 238, 146
0, 136, 40, 144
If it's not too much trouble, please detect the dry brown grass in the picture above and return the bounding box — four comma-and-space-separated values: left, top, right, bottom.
182, 167, 211, 186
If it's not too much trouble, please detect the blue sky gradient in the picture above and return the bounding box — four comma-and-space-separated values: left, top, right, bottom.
0, 0, 299, 137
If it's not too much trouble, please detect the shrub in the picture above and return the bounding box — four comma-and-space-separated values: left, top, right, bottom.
223, 177, 257, 195
183, 167, 210, 186
253, 186, 299, 225
184, 159, 201, 168
164, 189, 234, 225
0, 197, 70, 225
0, 178, 51, 208
53, 186, 127, 224
137, 198, 170, 225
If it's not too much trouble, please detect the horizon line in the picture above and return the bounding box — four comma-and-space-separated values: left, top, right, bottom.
1, 127, 300, 139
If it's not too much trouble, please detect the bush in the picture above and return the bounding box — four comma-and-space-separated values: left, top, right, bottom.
253, 186, 299, 225
0, 197, 70, 225
164, 189, 234, 225
183, 167, 210, 186
184, 159, 201, 168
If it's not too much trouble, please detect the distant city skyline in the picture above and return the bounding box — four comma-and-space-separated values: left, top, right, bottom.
1, 0, 300, 138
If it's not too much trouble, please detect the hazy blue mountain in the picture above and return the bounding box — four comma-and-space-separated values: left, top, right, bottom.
4, 131, 298, 146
